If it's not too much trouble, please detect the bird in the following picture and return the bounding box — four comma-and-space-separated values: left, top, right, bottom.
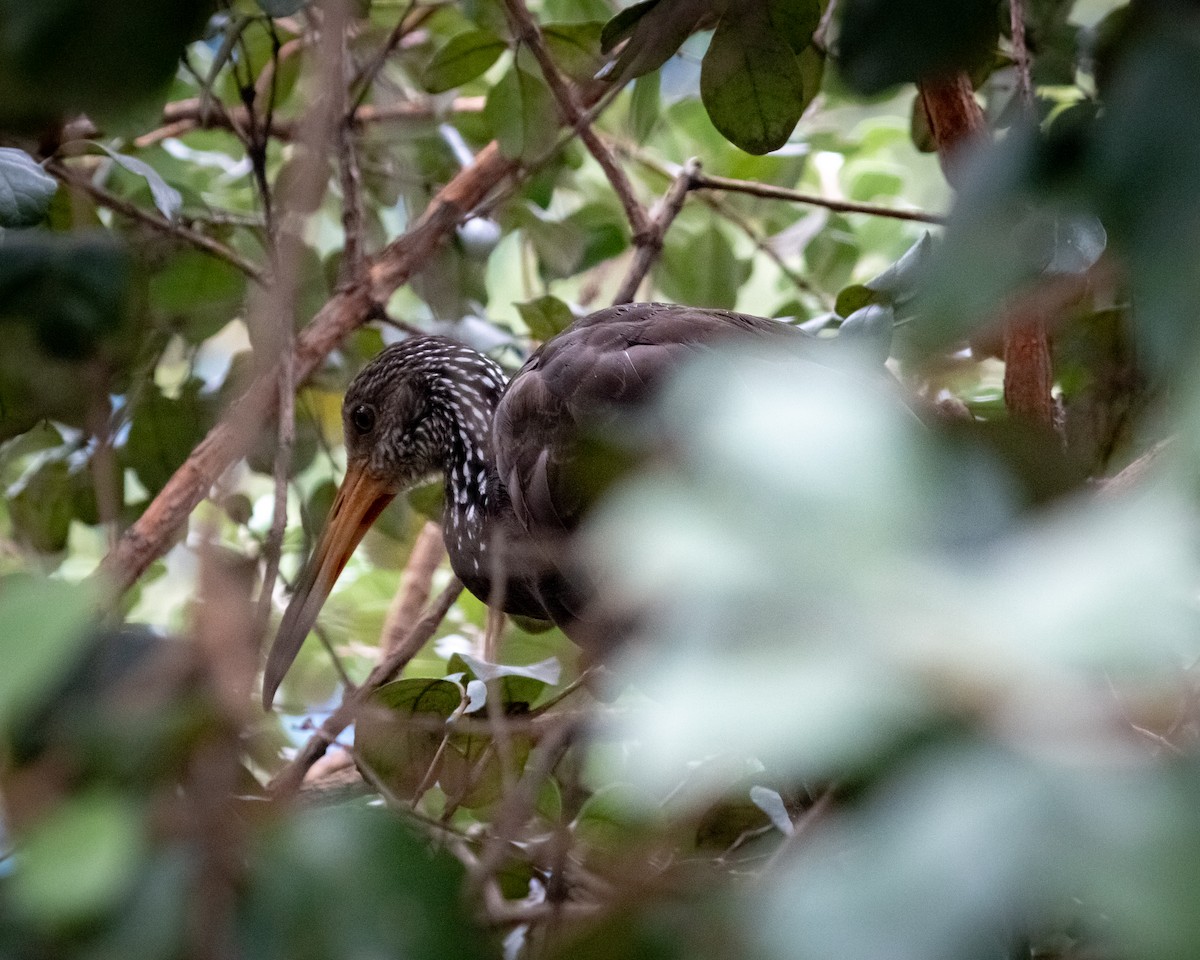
261, 302, 824, 708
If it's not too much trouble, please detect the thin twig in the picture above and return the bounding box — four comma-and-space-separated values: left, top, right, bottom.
467, 718, 578, 896
255, 336, 295, 632
618, 144, 828, 302
337, 31, 368, 282
136, 97, 486, 147
613, 157, 697, 303
250, 0, 351, 636
349, 0, 420, 108
691, 170, 946, 224
500, 0, 651, 239
48, 160, 266, 281
1009, 0, 1035, 111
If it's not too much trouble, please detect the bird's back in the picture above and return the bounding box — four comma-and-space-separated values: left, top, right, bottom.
490, 303, 805, 626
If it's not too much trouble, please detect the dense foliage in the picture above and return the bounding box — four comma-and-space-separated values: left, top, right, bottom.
3, 0, 1200, 958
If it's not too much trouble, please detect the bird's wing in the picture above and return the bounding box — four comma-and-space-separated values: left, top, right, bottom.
493, 303, 799, 540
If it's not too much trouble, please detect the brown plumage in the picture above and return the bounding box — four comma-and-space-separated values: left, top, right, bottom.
262, 303, 808, 708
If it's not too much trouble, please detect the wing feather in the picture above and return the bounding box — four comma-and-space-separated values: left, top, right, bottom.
493, 303, 803, 542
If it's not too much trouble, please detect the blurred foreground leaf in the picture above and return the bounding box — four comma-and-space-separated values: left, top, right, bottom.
0, 576, 96, 730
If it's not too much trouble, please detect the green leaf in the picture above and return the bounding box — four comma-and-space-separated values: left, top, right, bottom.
600, 0, 713, 83
447, 653, 561, 710
767, 0, 822, 54
8, 457, 75, 554
701, 6, 810, 155
804, 213, 860, 290
484, 62, 560, 160
123, 380, 213, 495
628, 70, 662, 143
835, 284, 877, 318
600, 0, 659, 53
147, 249, 248, 344
9, 789, 145, 926
90, 143, 182, 221
355, 677, 463, 799
546, 0, 611, 20
542, 21, 605, 82
0, 148, 56, 227
423, 29, 507, 94
659, 224, 751, 309
516, 295, 577, 341
244, 805, 493, 960
0, 0, 214, 127
0, 575, 96, 730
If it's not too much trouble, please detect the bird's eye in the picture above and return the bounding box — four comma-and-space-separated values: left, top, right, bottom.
350, 404, 376, 434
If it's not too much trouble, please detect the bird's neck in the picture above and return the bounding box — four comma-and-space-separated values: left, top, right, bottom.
431, 353, 506, 588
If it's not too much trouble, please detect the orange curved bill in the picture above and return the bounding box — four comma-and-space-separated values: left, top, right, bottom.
261, 461, 395, 709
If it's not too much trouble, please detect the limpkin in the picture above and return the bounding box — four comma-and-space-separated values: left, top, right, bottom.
261, 302, 820, 708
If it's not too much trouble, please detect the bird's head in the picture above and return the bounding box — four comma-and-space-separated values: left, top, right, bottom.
341, 346, 444, 490
261, 337, 505, 709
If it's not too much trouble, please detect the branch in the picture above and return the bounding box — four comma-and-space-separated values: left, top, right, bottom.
500, 0, 651, 239
1009, 0, 1035, 111
689, 170, 946, 224
97, 141, 518, 595
613, 157, 697, 304
919, 69, 1056, 430
48, 160, 266, 282
916, 72, 987, 188
998, 2, 1054, 427
620, 146, 827, 302
267, 578, 464, 797
336, 29, 368, 282
135, 97, 485, 147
